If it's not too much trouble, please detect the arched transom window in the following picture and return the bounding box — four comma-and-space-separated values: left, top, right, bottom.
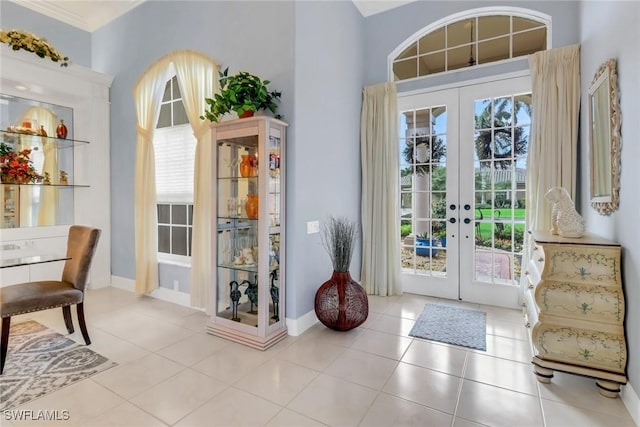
392, 9, 550, 81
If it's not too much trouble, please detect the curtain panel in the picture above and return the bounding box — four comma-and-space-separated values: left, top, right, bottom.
172, 51, 218, 312
520, 44, 581, 300
133, 51, 217, 300
360, 82, 402, 296
133, 62, 167, 295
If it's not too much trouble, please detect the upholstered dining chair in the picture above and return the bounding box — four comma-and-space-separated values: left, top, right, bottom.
0, 225, 101, 374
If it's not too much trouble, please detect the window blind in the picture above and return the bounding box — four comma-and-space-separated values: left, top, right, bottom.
153, 124, 196, 203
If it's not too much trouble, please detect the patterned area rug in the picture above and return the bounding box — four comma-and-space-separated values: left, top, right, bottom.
0, 320, 117, 410
409, 304, 487, 351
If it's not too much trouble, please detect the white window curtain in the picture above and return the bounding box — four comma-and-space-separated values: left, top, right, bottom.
520, 44, 580, 299
134, 50, 217, 301
360, 82, 402, 296
133, 61, 169, 294
171, 51, 218, 312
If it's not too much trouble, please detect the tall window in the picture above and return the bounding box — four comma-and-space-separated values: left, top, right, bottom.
154, 73, 196, 259
391, 10, 549, 81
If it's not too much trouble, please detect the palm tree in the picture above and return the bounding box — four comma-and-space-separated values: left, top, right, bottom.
474, 97, 530, 169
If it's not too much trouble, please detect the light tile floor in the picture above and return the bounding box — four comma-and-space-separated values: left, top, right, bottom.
5, 287, 637, 427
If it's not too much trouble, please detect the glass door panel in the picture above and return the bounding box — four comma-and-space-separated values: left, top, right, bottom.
398, 76, 529, 309
398, 89, 459, 300
459, 76, 531, 308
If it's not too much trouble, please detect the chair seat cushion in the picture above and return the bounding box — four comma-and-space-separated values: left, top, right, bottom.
1, 281, 83, 318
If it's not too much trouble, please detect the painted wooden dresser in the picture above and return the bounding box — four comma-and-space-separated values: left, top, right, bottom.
528, 231, 627, 397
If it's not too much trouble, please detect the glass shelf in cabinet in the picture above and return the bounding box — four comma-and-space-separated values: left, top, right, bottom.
217, 175, 258, 181
268, 226, 281, 234
218, 263, 259, 273
217, 216, 259, 224
1, 130, 90, 146
0, 183, 89, 188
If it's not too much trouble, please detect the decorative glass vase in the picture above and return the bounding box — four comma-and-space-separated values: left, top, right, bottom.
314, 271, 369, 331
56, 120, 68, 139
245, 194, 259, 219
239, 155, 253, 177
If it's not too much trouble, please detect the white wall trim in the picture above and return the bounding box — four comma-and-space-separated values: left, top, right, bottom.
397, 69, 531, 98
285, 309, 318, 336
110, 275, 135, 292
621, 381, 640, 426
110, 275, 192, 308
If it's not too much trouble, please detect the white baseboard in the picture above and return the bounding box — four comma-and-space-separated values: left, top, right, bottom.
111, 275, 318, 336
110, 275, 191, 308
286, 309, 318, 336
622, 380, 640, 426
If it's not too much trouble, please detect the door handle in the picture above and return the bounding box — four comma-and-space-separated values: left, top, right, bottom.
449, 218, 457, 224
463, 218, 471, 224
449, 204, 457, 211
464, 204, 471, 210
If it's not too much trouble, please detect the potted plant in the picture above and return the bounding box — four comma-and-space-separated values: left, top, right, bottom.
314, 216, 368, 331
416, 231, 439, 257
438, 230, 447, 248
200, 67, 282, 122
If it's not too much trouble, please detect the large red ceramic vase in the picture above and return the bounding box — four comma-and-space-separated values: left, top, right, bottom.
314, 271, 368, 331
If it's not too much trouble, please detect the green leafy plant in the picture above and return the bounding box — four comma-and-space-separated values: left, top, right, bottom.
417, 231, 431, 240
400, 223, 412, 237
200, 67, 282, 122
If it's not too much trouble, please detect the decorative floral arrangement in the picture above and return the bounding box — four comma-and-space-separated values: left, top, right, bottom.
0, 142, 43, 184
0, 29, 69, 67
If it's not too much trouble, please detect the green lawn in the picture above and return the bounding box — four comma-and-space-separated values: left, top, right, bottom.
477, 208, 526, 220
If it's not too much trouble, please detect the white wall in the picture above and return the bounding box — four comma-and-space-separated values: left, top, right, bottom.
579, 0, 640, 416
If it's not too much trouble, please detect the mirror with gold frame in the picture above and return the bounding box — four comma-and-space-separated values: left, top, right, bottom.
589, 58, 621, 215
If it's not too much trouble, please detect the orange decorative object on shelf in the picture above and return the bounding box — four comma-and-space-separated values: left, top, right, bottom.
240, 154, 252, 177
245, 194, 258, 219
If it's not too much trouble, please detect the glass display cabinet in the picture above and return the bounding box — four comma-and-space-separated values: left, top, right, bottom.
1, 130, 88, 228
208, 116, 287, 350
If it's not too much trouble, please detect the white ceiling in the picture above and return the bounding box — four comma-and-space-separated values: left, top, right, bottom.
9, 0, 416, 32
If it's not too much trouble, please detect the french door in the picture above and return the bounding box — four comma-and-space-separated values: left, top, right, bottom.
398, 75, 531, 308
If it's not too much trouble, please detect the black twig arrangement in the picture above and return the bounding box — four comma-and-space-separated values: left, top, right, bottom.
320, 216, 358, 273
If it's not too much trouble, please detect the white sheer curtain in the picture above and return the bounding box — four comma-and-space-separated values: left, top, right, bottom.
520, 44, 580, 298
360, 82, 402, 296
172, 51, 218, 312
133, 59, 169, 294
134, 50, 217, 299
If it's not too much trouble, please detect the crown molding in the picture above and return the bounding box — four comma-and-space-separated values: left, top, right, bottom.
9, 0, 145, 32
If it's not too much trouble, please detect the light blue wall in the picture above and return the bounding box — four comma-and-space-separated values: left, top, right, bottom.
91, 1, 295, 285
289, 1, 364, 318
579, 0, 640, 406
363, 1, 580, 88
0, 2, 92, 67
92, 0, 365, 319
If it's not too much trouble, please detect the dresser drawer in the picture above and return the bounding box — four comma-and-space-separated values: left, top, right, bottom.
530, 244, 545, 279
535, 281, 624, 324
532, 320, 626, 374
541, 245, 620, 286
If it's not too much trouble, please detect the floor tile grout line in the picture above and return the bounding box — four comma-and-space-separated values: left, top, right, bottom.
87, 377, 173, 427
451, 349, 470, 422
